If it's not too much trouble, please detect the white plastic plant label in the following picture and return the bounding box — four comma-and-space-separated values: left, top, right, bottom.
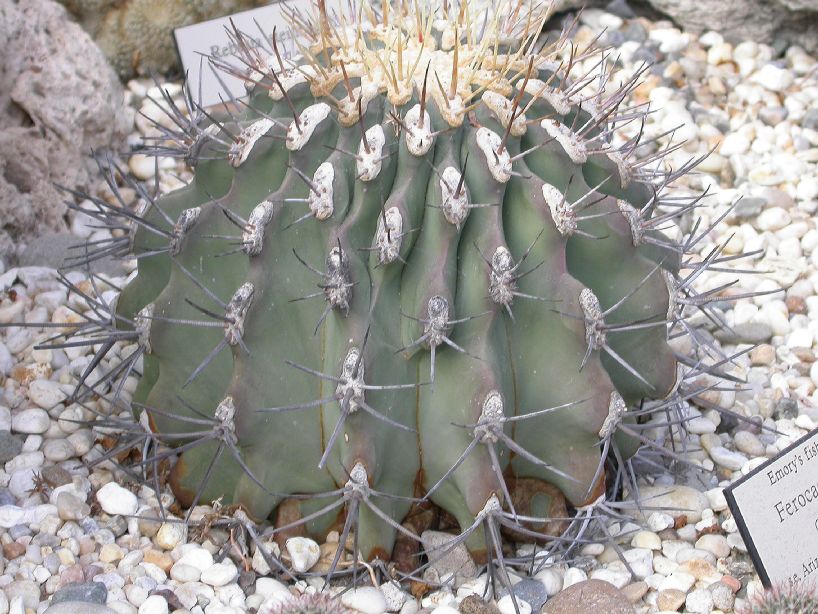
725, 426, 818, 589
173, 1, 311, 108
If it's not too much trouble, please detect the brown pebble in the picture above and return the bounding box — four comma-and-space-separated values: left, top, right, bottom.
542, 580, 635, 614
3, 542, 26, 559
459, 595, 501, 614
749, 344, 776, 366
58, 563, 85, 587
656, 588, 686, 611
787, 295, 807, 315
144, 549, 173, 572
620, 581, 648, 603
721, 574, 742, 592
793, 347, 816, 363
11, 363, 52, 386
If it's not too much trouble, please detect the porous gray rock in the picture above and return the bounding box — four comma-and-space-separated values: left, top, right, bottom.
644, 0, 818, 53
0, 0, 127, 262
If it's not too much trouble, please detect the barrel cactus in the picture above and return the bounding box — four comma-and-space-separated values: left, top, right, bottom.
66, 0, 723, 585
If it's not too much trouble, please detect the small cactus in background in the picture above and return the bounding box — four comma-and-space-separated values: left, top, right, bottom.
49, 0, 747, 593
57, 0, 267, 77
262, 593, 352, 614
739, 584, 818, 614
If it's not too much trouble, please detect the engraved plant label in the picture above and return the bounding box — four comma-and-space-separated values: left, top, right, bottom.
173, 1, 310, 108
725, 427, 818, 589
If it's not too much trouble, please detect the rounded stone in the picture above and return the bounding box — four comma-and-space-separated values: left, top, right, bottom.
541, 580, 635, 614
11, 407, 51, 434
96, 482, 138, 516
341, 587, 388, 614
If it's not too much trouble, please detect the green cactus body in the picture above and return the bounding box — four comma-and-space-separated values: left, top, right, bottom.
114, 1, 686, 565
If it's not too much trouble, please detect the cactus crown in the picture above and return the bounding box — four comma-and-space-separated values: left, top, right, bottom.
37, 0, 739, 598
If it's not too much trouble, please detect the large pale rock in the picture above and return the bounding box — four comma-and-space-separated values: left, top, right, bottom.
0, 0, 127, 260
541, 580, 635, 614
645, 0, 818, 53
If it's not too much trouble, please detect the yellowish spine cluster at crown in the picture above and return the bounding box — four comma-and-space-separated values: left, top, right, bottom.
273, 0, 565, 127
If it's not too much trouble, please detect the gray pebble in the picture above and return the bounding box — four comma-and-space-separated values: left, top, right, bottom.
0, 430, 23, 462
51, 581, 108, 605
501, 578, 548, 613
714, 322, 772, 344
733, 197, 767, 220
773, 397, 798, 420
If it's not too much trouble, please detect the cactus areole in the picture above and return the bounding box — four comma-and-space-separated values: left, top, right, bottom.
113, 0, 692, 567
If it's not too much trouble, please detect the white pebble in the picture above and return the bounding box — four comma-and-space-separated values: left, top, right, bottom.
27, 379, 66, 408
755, 207, 791, 231
0, 503, 58, 528
709, 446, 748, 470
200, 561, 238, 587
155, 522, 185, 550
631, 531, 662, 550
96, 482, 139, 516
138, 595, 168, 614
752, 64, 794, 92
562, 567, 587, 589
285, 536, 320, 573
178, 547, 214, 571
11, 408, 50, 434
129, 154, 157, 180
497, 595, 531, 614
686, 587, 715, 613
43, 439, 75, 462
534, 567, 563, 595
659, 570, 696, 593
589, 566, 631, 589
341, 587, 388, 614
696, 534, 731, 559
169, 562, 201, 583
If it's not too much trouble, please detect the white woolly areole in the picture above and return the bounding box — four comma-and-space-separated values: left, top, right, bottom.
337, 346, 365, 412
215, 396, 236, 431
266, 63, 313, 101
375, 206, 403, 264
516, 78, 571, 115
357, 124, 385, 182
541, 183, 576, 236
481, 91, 526, 137
440, 166, 469, 227
243, 201, 275, 256
337, 80, 380, 126
170, 207, 202, 256
617, 199, 644, 246
474, 390, 504, 444
346, 462, 369, 494
135, 303, 154, 354
230, 118, 277, 167
580, 287, 606, 351
437, 94, 466, 127
309, 163, 335, 220
424, 295, 451, 347
478, 494, 502, 519
403, 104, 433, 156
325, 246, 352, 311
541, 119, 587, 164
489, 246, 515, 305
286, 103, 331, 151
599, 392, 626, 439
475, 127, 512, 183
225, 282, 255, 346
